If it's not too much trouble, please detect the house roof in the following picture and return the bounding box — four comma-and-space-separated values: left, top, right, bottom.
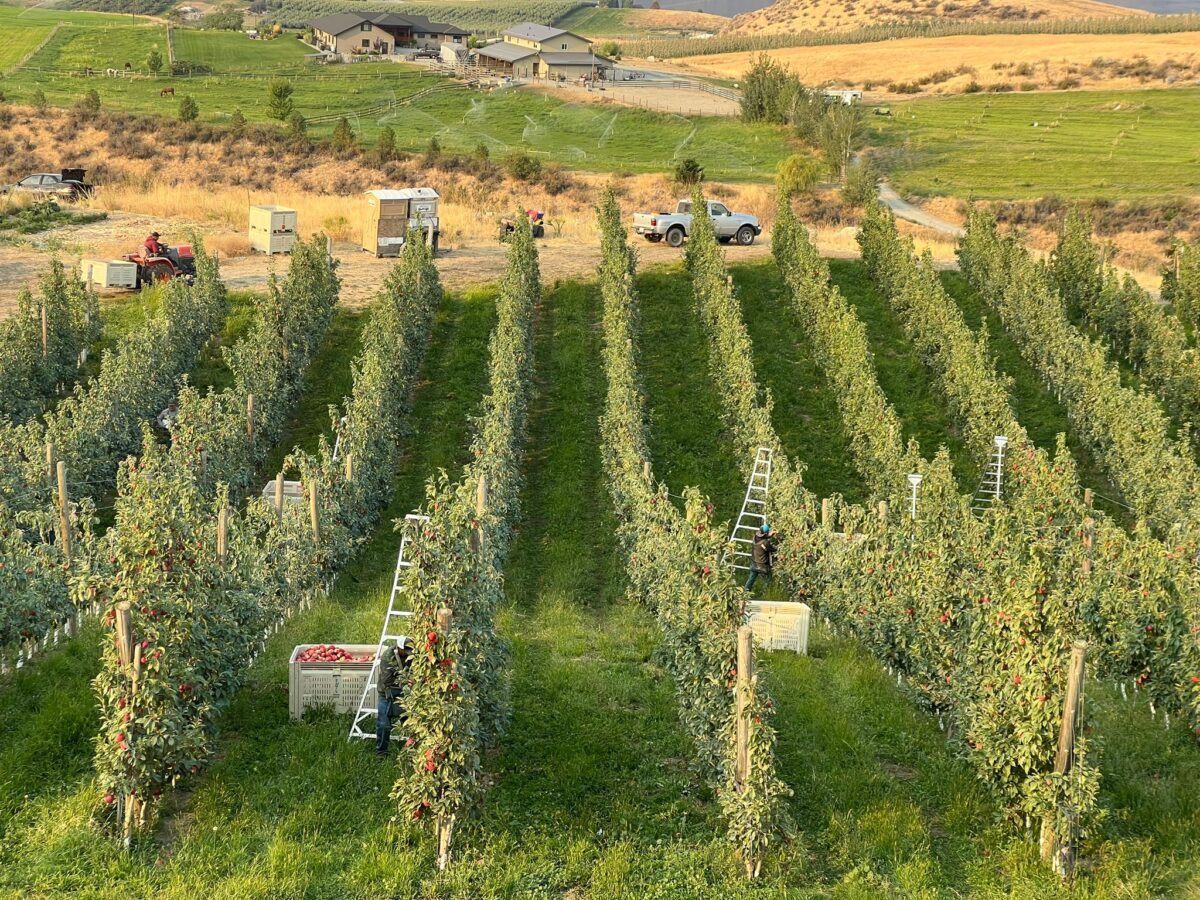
539, 51, 612, 66
502, 22, 574, 42
476, 41, 537, 62
310, 11, 467, 37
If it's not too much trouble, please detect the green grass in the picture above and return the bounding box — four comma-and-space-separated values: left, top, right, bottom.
171, 29, 313, 73
0, 2, 154, 27
636, 263, 745, 521
874, 88, 1200, 201
30, 22, 167, 72
0, 21, 51, 71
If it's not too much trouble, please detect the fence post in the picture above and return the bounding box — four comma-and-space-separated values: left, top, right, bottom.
1040, 641, 1086, 878
345, 452, 354, 482
246, 393, 255, 441
56, 460, 72, 564
41, 303, 48, 359
275, 473, 284, 525
877, 500, 888, 521
821, 497, 830, 530
435, 605, 456, 870
217, 505, 228, 567
309, 480, 320, 541
1083, 488, 1093, 508
642, 460, 652, 485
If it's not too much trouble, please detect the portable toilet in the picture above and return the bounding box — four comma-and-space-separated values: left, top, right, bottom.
361, 188, 440, 257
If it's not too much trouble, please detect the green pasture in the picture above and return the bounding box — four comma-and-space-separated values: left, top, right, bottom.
0, 21, 51, 71
0, 2, 153, 26
171, 28, 314, 72
24, 21, 166, 72
875, 88, 1200, 201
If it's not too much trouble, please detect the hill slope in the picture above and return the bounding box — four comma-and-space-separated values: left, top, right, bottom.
726, 0, 1148, 34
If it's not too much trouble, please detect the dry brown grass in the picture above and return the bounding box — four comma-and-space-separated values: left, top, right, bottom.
725, 0, 1141, 36
675, 31, 1200, 95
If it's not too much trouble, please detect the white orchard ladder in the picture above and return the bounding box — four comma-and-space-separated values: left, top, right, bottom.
971, 435, 1008, 517
347, 513, 426, 741
727, 447, 773, 572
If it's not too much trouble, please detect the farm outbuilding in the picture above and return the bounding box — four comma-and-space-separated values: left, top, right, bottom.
361, 188, 440, 257
474, 22, 612, 81
248, 205, 297, 254
309, 12, 468, 56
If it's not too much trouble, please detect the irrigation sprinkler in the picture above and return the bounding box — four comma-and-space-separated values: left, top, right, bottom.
907, 473, 923, 521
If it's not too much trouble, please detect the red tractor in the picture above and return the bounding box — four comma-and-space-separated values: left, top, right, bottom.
123, 243, 196, 287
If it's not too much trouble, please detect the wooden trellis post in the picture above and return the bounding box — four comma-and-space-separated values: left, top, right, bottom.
246, 393, 255, 441
217, 505, 228, 567
56, 460, 72, 564
46, 441, 56, 484
41, 303, 48, 359
1040, 641, 1087, 878
1083, 488, 1093, 509
274, 473, 285, 525
877, 500, 888, 521
435, 606, 456, 870
114, 600, 137, 847
642, 460, 652, 486
344, 452, 354, 483
821, 498, 831, 530
735, 624, 753, 791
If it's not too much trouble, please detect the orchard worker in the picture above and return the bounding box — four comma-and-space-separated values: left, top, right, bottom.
745, 523, 779, 592
144, 231, 165, 256
375, 639, 412, 757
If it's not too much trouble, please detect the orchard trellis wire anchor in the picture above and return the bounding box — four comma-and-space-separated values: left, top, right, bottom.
726, 447, 773, 571
347, 513, 426, 741
907, 473, 923, 520
971, 435, 1008, 517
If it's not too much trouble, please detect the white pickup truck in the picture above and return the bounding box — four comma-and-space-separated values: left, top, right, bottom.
632, 199, 762, 248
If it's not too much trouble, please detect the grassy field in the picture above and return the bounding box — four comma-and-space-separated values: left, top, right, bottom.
171, 29, 314, 72
0, 21, 51, 71
0, 2, 154, 26
872, 87, 1200, 200
29, 22, 167, 72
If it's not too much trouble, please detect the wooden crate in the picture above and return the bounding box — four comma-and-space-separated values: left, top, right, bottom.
746, 600, 811, 654
288, 643, 377, 720
79, 259, 137, 290
249, 205, 297, 254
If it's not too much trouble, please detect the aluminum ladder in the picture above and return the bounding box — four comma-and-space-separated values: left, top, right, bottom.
727, 447, 773, 571
347, 513, 426, 741
971, 436, 1008, 517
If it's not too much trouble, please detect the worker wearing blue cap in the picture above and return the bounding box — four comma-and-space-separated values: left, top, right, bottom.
746, 522, 779, 592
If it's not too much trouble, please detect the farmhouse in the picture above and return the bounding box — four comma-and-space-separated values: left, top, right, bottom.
309, 12, 468, 56
475, 22, 613, 80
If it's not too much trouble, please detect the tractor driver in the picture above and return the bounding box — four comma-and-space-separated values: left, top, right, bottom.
144, 231, 165, 256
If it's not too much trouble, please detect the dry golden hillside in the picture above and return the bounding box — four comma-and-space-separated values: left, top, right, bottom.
675, 31, 1200, 94
725, 0, 1146, 35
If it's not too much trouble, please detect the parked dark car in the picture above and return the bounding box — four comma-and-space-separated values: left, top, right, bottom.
2, 169, 93, 200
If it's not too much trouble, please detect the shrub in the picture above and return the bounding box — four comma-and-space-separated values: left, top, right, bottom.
963, 80, 982, 93
31, 89, 47, 112
331, 116, 355, 152
987, 82, 1014, 92
286, 111, 307, 146
673, 157, 704, 186
178, 95, 199, 122
76, 90, 101, 114
146, 47, 163, 76
540, 163, 570, 195
229, 108, 246, 136
377, 126, 397, 162
267, 79, 294, 121
776, 152, 822, 198
1056, 76, 1082, 89
424, 136, 441, 164
506, 151, 542, 182
841, 158, 880, 207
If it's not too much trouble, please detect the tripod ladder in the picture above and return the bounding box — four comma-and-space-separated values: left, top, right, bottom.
727, 447, 773, 571
971, 436, 1008, 517
348, 513, 426, 740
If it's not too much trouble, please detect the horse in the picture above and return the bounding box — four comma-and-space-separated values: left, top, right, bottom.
160, 86, 175, 97
124, 62, 132, 73
82, 66, 95, 77
105, 68, 119, 78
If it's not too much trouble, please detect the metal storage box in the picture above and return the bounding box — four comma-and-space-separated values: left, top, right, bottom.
80, 259, 137, 290
288, 643, 377, 720
361, 188, 440, 257
249, 205, 298, 254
